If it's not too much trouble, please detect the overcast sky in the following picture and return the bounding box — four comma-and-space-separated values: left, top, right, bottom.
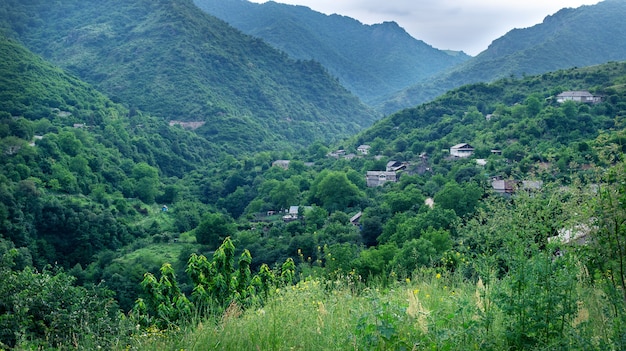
248, 0, 602, 56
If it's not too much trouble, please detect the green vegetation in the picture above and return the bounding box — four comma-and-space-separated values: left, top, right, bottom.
380, 0, 626, 113
0, 0, 378, 153
1, 1, 626, 348
193, 0, 470, 104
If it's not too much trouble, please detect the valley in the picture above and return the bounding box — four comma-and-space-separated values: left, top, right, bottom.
1, 0, 626, 349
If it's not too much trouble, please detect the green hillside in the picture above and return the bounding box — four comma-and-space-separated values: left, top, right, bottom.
0, 34, 222, 269
380, 0, 626, 114
193, 0, 470, 105
0, 0, 378, 153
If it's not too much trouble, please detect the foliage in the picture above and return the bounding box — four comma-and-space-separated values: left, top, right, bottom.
381, 0, 626, 112
0, 249, 128, 349
134, 237, 295, 329
0, 0, 378, 153
195, 212, 236, 249
192, 0, 469, 104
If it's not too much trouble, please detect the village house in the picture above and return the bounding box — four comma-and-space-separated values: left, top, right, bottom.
282, 206, 312, 222
386, 160, 408, 172
272, 160, 290, 169
350, 211, 362, 227
327, 149, 346, 158
492, 179, 517, 195
366, 171, 397, 187
492, 178, 543, 195
450, 143, 474, 158
556, 91, 601, 104
357, 144, 371, 155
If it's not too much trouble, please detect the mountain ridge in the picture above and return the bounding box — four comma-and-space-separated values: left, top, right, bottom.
0, 0, 378, 153
192, 0, 470, 104
379, 0, 626, 113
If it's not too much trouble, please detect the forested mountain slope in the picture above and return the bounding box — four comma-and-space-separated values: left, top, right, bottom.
356, 61, 626, 178
0, 35, 219, 269
380, 0, 626, 114
193, 0, 470, 105
0, 0, 378, 152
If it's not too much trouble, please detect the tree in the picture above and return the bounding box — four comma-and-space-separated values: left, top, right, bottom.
195, 212, 236, 249
0, 252, 124, 349
132, 162, 159, 203
313, 171, 363, 212
269, 180, 299, 210
384, 184, 425, 214
361, 214, 383, 247
525, 95, 542, 117
434, 181, 483, 218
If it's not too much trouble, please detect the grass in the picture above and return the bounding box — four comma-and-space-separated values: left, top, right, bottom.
114, 244, 183, 266
125, 272, 495, 350
122, 264, 626, 351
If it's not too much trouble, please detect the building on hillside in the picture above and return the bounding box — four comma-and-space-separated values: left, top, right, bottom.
366, 171, 398, 187
386, 160, 408, 172
357, 144, 371, 155
327, 149, 346, 158
350, 211, 362, 227
450, 143, 474, 158
556, 91, 601, 104
492, 179, 543, 195
492, 179, 517, 195
272, 160, 291, 169
282, 206, 312, 222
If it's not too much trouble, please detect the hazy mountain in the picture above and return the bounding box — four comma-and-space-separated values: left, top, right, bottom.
0, 0, 379, 153
192, 0, 470, 105
380, 0, 626, 114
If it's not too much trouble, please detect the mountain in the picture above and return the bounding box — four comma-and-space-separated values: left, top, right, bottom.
0, 33, 224, 268
380, 0, 626, 114
0, 0, 378, 153
354, 61, 626, 170
192, 0, 470, 105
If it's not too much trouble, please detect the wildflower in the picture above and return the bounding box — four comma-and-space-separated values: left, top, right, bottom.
405, 278, 411, 283
436, 273, 441, 279
413, 289, 419, 295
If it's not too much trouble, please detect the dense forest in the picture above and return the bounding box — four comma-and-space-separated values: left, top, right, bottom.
0, 0, 378, 153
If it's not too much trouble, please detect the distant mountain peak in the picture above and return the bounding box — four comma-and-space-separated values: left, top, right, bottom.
193, 0, 470, 104
379, 0, 626, 114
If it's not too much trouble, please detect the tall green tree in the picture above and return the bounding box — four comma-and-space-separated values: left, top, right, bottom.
313, 171, 363, 212
195, 212, 236, 249
132, 162, 159, 203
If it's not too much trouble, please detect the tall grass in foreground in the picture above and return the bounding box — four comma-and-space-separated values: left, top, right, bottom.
126, 265, 625, 351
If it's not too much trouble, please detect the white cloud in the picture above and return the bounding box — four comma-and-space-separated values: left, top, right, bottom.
248, 0, 602, 55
